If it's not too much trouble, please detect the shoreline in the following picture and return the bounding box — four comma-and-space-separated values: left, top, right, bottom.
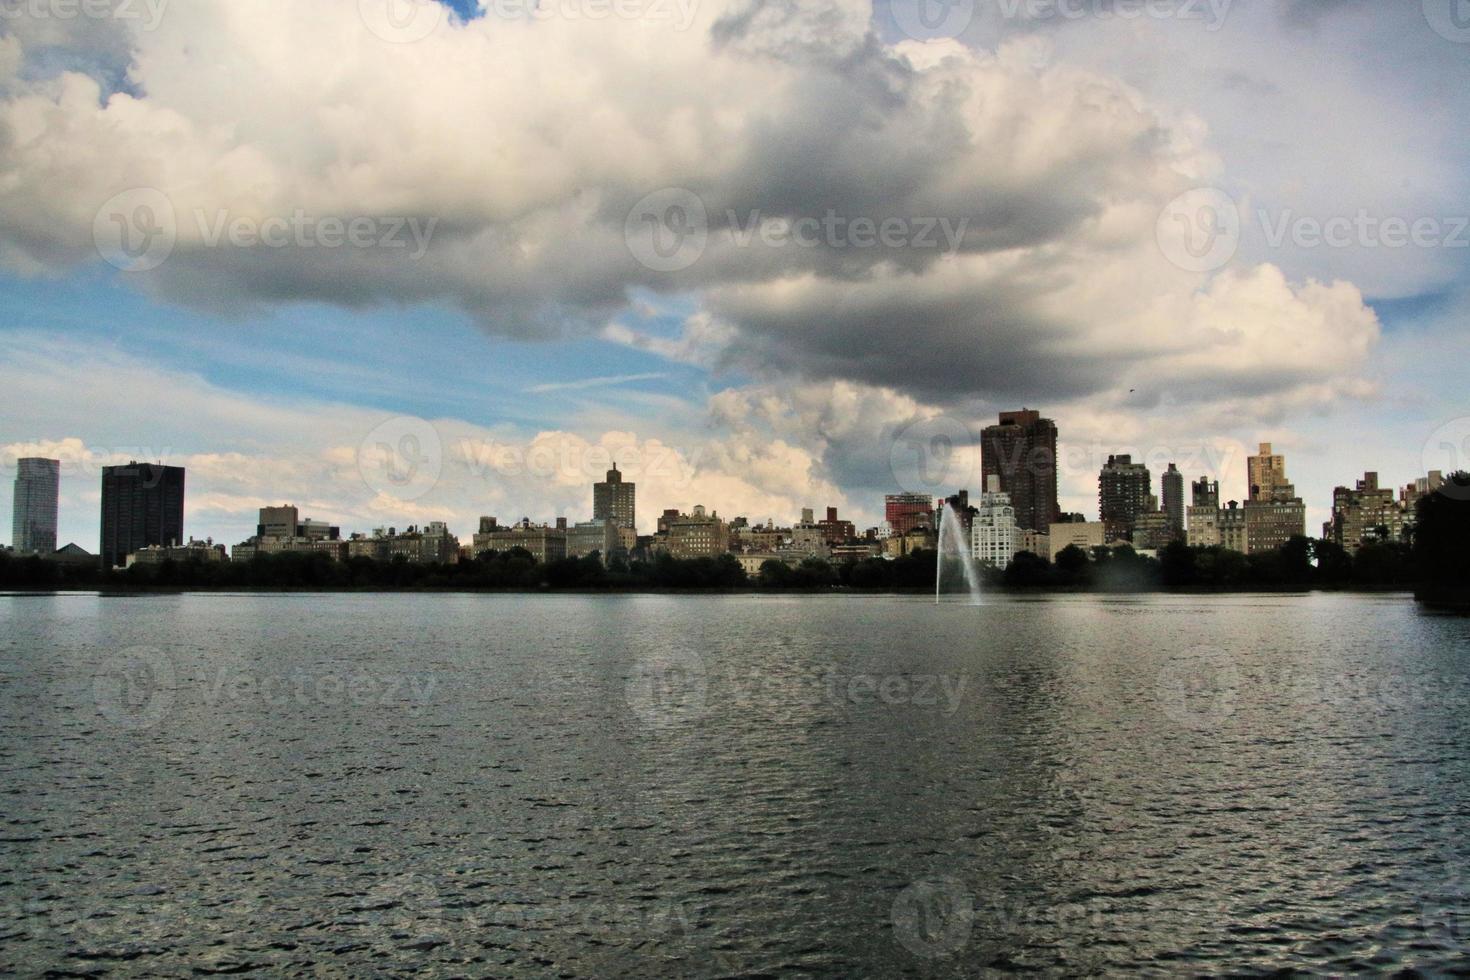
0, 584, 1422, 597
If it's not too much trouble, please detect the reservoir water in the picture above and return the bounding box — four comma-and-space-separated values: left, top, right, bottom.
2, 592, 1468, 975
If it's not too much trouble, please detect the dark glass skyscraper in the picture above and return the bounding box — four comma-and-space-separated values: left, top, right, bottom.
100, 462, 185, 568
12, 457, 60, 555
980, 410, 1059, 533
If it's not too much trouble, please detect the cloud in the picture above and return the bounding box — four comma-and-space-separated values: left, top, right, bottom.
0, 0, 1385, 415
0, 333, 851, 545
524, 372, 669, 394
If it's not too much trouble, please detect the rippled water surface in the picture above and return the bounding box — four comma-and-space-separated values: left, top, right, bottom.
3, 591, 1470, 975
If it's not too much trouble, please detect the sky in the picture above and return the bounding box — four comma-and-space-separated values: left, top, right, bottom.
1, 0, 1467, 550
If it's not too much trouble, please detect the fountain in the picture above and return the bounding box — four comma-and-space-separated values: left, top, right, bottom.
935, 500, 983, 605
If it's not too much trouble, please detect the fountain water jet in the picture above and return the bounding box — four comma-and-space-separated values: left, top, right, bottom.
935, 500, 983, 605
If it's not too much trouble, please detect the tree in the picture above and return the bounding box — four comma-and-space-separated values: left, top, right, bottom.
1003, 551, 1053, 587
1414, 473, 1470, 607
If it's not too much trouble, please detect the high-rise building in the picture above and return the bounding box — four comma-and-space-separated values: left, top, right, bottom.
592, 463, 636, 533
817, 506, 855, 546
1191, 476, 1220, 510
1242, 443, 1306, 553
1161, 463, 1185, 540
1187, 476, 1222, 548
1325, 472, 1406, 552
884, 493, 934, 535
1098, 454, 1152, 542
1219, 500, 1247, 553
12, 457, 60, 555
971, 475, 1018, 567
1248, 442, 1290, 502
980, 409, 1059, 532
100, 462, 185, 568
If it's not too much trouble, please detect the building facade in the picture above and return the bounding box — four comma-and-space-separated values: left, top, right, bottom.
471, 518, 567, 563
1218, 501, 1247, 554
666, 506, 730, 558
1162, 463, 1185, 541
1242, 443, 1306, 553
592, 463, 636, 533
100, 462, 185, 568
884, 493, 935, 536
1325, 472, 1409, 551
1048, 520, 1106, 558
1098, 454, 1152, 542
127, 539, 228, 566
12, 457, 60, 555
1186, 476, 1221, 547
980, 410, 1059, 532
567, 519, 623, 563
970, 477, 1018, 567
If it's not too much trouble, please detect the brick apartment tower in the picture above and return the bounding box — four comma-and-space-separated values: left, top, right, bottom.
980, 410, 1059, 533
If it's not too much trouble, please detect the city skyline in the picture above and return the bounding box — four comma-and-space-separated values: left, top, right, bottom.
5, 416, 1452, 566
